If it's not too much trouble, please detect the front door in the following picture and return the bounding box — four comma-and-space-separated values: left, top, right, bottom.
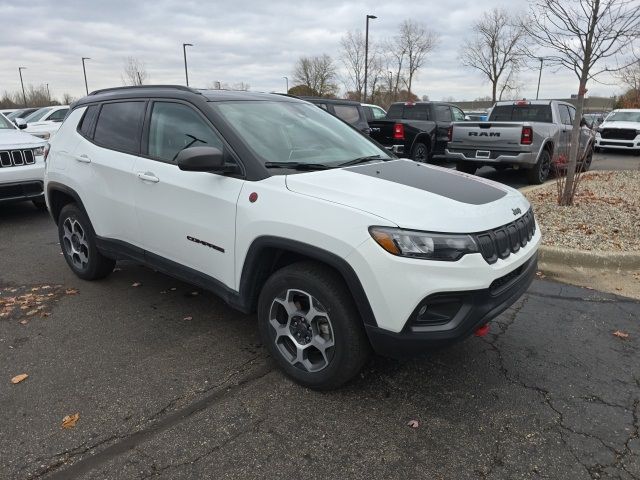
133, 101, 244, 289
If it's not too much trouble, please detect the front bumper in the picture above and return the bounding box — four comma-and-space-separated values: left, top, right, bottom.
445, 148, 536, 166
364, 253, 537, 358
0, 160, 45, 203
595, 137, 640, 150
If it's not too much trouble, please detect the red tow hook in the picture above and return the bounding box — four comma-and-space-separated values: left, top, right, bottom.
475, 324, 490, 337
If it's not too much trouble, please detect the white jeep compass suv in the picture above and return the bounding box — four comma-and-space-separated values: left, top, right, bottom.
45, 86, 540, 389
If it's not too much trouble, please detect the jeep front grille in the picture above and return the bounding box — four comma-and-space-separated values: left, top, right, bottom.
474, 209, 536, 264
0, 149, 36, 168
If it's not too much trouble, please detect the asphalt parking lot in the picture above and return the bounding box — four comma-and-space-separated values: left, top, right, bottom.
1, 151, 639, 480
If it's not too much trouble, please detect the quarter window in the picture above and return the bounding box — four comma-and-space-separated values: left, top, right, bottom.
94, 101, 146, 154
451, 107, 465, 121
435, 105, 452, 122
559, 105, 572, 125
148, 102, 224, 163
78, 105, 99, 139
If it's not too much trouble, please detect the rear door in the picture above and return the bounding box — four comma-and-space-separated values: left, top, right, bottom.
72, 100, 145, 246
434, 105, 453, 153
558, 104, 573, 161
133, 100, 244, 288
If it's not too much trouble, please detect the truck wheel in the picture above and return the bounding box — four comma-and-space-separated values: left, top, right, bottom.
257, 261, 370, 390
57, 204, 115, 280
456, 163, 477, 175
581, 149, 593, 171
526, 150, 551, 185
411, 142, 430, 163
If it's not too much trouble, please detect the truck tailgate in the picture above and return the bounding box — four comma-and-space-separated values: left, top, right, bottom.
450, 122, 525, 148
368, 120, 398, 145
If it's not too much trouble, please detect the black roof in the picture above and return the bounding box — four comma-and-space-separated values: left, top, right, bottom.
299, 97, 362, 106
73, 85, 302, 108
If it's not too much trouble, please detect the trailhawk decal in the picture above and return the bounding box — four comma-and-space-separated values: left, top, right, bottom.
345, 160, 507, 205
187, 236, 225, 253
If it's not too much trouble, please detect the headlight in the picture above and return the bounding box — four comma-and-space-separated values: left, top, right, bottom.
34, 146, 45, 156
32, 132, 50, 140
369, 226, 478, 261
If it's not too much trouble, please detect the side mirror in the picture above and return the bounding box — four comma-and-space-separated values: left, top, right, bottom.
176, 146, 228, 172
15, 118, 27, 129
464, 115, 471, 121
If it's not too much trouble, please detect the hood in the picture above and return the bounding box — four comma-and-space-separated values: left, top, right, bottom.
600, 121, 640, 130
0, 129, 47, 149
285, 159, 530, 233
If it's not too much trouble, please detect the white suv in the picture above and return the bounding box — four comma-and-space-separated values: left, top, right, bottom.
0, 113, 47, 209
45, 86, 540, 389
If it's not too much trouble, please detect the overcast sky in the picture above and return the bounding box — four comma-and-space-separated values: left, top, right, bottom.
0, 0, 630, 103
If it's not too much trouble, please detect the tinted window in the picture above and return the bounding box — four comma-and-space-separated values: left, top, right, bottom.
78, 105, 99, 138
559, 105, 572, 125
148, 102, 224, 163
372, 106, 386, 119
404, 105, 430, 121
489, 105, 553, 123
94, 101, 145, 154
386, 104, 404, 119
333, 105, 361, 125
452, 107, 465, 121
567, 105, 576, 124
48, 108, 69, 122
435, 105, 452, 122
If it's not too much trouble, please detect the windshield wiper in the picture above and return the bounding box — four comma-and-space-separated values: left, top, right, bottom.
336, 155, 386, 167
264, 162, 332, 171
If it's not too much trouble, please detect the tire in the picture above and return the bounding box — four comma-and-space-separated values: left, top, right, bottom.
57, 203, 115, 280
411, 142, 430, 163
257, 261, 370, 390
32, 199, 47, 211
526, 149, 551, 185
582, 149, 593, 171
456, 163, 477, 175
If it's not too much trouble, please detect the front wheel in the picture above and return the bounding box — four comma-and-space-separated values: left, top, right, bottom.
57, 204, 115, 280
526, 150, 551, 185
257, 262, 370, 390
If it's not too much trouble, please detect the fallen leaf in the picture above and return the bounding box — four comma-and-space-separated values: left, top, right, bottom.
183, 316, 193, 321
26, 309, 38, 316
19, 319, 29, 325
65, 289, 79, 295
62, 413, 80, 429
407, 419, 420, 429
615, 287, 622, 291
131, 282, 142, 287
11, 373, 28, 384
41, 312, 51, 318
613, 330, 629, 339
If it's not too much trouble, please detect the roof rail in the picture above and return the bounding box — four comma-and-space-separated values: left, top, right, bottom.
88, 85, 200, 96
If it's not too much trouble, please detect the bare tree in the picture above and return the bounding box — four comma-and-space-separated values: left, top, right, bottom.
292, 54, 338, 97
524, 0, 640, 205
616, 57, 640, 106
460, 8, 527, 102
340, 30, 366, 101
61, 93, 76, 105
398, 20, 438, 95
121, 57, 149, 86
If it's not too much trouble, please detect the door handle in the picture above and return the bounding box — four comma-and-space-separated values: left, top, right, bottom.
75, 154, 91, 163
137, 172, 159, 183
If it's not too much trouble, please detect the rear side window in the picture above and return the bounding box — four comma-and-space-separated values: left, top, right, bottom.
78, 105, 99, 138
386, 104, 404, 119
435, 105, 452, 122
559, 105, 572, 125
49, 108, 69, 122
94, 101, 146, 154
489, 105, 553, 123
333, 105, 361, 125
404, 105, 430, 121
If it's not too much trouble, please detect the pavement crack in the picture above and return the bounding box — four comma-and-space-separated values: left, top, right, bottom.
526, 290, 638, 305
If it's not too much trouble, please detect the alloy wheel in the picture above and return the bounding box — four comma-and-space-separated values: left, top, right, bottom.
62, 217, 90, 270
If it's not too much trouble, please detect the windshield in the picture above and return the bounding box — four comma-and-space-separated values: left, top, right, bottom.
24, 107, 52, 123
605, 111, 640, 123
0, 114, 15, 129
212, 100, 391, 166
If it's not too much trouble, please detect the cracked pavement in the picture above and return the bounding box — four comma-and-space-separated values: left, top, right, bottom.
1, 200, 639, 480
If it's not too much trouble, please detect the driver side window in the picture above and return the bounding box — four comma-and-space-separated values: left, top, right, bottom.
148, 102, 224, 163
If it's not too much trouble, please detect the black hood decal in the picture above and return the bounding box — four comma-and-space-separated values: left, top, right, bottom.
345, 160, 507, 205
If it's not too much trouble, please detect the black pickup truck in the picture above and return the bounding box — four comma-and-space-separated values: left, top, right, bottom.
369, 102, 466, 161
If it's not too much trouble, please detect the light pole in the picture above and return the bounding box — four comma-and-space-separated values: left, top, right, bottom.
18, 67, 27, 106
82, 57, 91, 95
283, 76, 289, 93
183, 43, 193, 86
536, 57, 544, 100
45, 83, 50, 102
364, 14, 377, 103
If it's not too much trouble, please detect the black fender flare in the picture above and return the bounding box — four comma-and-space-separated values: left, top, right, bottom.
46, 182, 90, 225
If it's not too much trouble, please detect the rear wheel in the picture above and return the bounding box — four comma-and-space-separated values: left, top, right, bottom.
456, 163, 477, 175
257, 261, 370, 390
411, 142, 430, 163
526, 150, 551, 185
57, 204, 115, 280
582, 149, 593, 171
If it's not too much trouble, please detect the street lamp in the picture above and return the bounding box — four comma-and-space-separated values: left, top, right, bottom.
283, 76, 289, 93
183, 43, 193, 86
364, 14, 377, 103
536, 57, 544, 100
82, 57, 91, 95
18, 67, 27, 106
46, 83, 50, 102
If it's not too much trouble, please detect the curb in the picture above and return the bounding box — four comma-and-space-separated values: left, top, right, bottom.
538, 245, 640, 270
